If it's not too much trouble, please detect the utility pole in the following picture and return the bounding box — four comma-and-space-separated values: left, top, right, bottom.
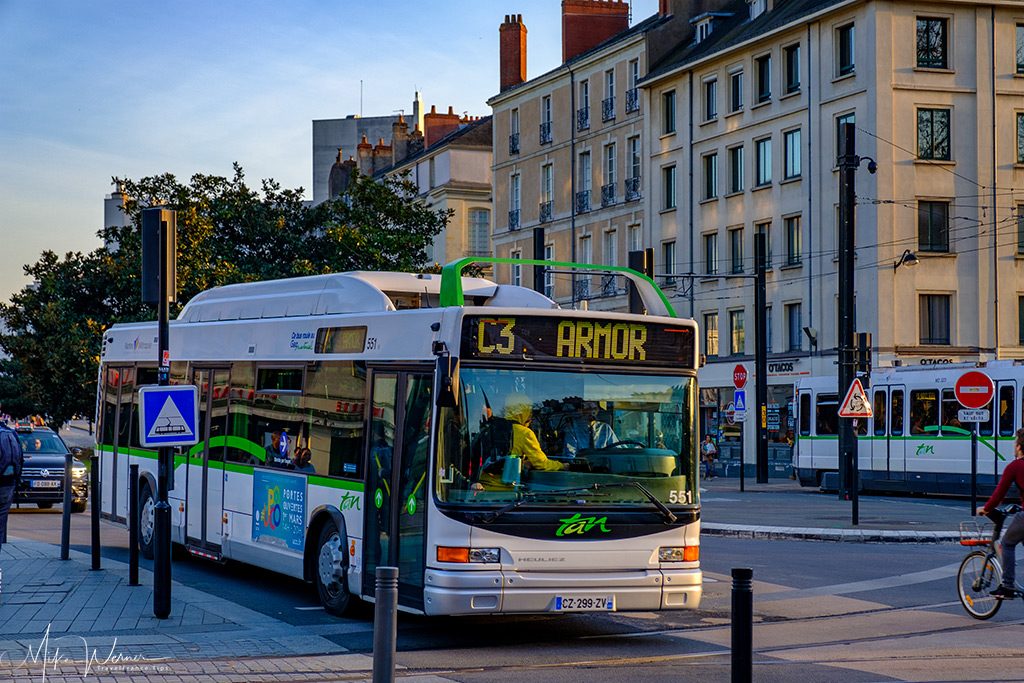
754, 231, 768, 484
837, 122, 858, 520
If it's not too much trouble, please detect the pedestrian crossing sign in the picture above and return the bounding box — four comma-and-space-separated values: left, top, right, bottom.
733, 390, 746, 412
138, 385, 200, 447
838, 378, 872, 418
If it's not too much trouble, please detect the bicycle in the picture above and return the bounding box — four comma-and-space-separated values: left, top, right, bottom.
956, 503, 1023, 619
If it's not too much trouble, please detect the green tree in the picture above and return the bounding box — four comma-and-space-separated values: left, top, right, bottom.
0, 164, 451, 429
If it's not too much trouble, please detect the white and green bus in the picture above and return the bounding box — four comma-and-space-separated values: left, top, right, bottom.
97, 259, 703, 615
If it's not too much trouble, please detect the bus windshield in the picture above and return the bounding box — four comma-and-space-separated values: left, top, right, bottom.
437, 367, 697, 508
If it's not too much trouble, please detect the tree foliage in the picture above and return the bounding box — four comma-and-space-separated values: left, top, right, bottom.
0, 164, 451, 428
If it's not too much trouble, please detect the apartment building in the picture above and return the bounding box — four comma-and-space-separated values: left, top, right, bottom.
488, 4, 658, 305
642, 0, 1024, 462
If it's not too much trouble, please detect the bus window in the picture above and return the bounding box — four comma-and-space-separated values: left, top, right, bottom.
815, 394, 838, 435
940, 389, 962, 432
999, 385, 1015, 436
891, 390, 904, 436
799, 394, 811, 436
225, 363, 255, 464
304, 361, 367, 478
910, 390, 938, 435
873, 391, 887, 436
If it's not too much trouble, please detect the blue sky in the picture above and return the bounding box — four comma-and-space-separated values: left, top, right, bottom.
0, 0, 659, 302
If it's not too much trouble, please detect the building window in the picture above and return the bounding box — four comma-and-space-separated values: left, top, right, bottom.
428, 157, 436, 188
755, 137, 772, 186
1019, 296, 1024, 345
704, 312, 719, 357
510, 249, 522, 287
1017, 25, 1024, 74
784, 44, 800, 93
662, 165, 677, 210
730, 70, 743, 112
662, 90, 676, 134
917, 108, 950, 160
628, 224, 641, 253
704, 78, 718, 120
786, 303, 802, 352
730, 309, 746, 355
540, 95, 553, 144
783, 129, 801, 179
756, 221, 771, 268
703, 153, 718, 200
544, 244, 554, 298
602, 143, 617, 207
920, 294, 951, 345
1018, 204, 1024, 254
662, 240, 676, 287
1018, 113, 1024, 164
704, 232, 719, 275
755, 54, 771, 103
468, 209, 490, 257
509, 108, 520, 155
604, 230, 617, 267
602, 69, 616, 122
916, 17, 948, 69
627, 59, 641, 113
918, 200, 949, 253
580, 234, 593, 270
836, 111, 855, 161
540, 164, 554, 223
836, 23, 855, 76
509, 173, 521, 230
628, 136, 641, 181
785, 216, 801, 265
730, 227, 744, 274
729, 145, 744, 193
577, 151, 592, 213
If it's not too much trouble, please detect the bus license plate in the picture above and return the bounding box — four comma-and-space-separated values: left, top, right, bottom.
30, 480, 60, 488
553, 595, 615, 612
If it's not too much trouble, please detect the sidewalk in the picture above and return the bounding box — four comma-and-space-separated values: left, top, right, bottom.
0, 538, 448, 683
699, 476, 971, 542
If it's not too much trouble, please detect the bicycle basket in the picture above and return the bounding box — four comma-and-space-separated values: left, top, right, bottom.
959, 520, 990, 547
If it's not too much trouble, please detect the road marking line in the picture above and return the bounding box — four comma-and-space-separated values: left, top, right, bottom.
295, 606, 325, 611
758, 561, 961, 601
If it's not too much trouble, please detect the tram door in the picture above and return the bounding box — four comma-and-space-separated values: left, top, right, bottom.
186, 367, 230, 551
363, 370, 431, 610
873, 386, 906, 483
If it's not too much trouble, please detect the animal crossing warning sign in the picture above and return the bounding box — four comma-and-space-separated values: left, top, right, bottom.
838, 378, 872, 418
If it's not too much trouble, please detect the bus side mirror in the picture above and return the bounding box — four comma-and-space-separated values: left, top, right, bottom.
435, 350, 460, 408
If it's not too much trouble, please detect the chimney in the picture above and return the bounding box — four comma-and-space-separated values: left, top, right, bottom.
392, 113, 410, 164
562, 0, 630, 63
499, 14, 527, 91
423, 104, 463, 148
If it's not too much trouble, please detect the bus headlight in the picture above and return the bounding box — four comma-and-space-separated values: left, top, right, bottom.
659, 546, 699, 562
437, 546, 501, 563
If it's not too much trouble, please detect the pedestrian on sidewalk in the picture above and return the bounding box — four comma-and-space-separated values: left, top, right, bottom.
0, 420, 25, 554
701, 434, 718, 480
977, 427, 1024, 599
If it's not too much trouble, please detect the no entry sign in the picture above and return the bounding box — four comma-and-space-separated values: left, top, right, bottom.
954, 371, 994, 410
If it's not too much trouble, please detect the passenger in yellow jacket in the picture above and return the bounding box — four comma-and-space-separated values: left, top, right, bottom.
504, 397, 564, 472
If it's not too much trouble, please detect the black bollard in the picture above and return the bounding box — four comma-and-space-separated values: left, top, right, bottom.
128, 464, 140, 586
89, 454, 101, 570
372, 566, 399, 683
60, 452, 72, 561
731, 567, 753, 683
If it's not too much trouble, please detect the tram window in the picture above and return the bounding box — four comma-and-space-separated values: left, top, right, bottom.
799, 394, 811, 436
940, 389, 962, 432
256, 368, 303, 393
890, 390, 904, 436
815, 394, 838, 435
910, 390, 938, 435
873, 391, 887, 436
999, 385, 1015, 436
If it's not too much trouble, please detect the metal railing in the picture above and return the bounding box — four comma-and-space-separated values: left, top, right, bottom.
539, 201, 552, 224
574, 278, 591, 300
600, 275, 619, 297
625, 176, 641, 202
602, 97, 615, 122
625, 88, 640, 113
577, 106, 590, 131
539, 121, 552, 144
508, 209, 520, 231
601, 183, 616, 207
508, 133, 520, 156
575, 190, 591, 214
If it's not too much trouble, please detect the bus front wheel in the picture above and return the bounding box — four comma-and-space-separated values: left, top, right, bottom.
139, 484, 156, 560
316, 521, 352, 616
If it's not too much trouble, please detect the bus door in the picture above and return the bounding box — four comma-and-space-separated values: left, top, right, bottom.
186, 367, 230, 552
363, 370, 432, 610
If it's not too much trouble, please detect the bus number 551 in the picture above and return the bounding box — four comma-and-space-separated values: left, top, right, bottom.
668, 490, 692, 504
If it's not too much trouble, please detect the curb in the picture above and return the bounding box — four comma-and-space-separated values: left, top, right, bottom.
702, 523, 960, 543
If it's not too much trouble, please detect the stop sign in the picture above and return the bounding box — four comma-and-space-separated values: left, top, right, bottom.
954, 371, 994, 409
733, 364, 748, 389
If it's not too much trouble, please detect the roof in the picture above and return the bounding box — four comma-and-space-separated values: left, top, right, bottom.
489, 12, 667, 103
378, 116, 492, 177
645, 0, 853, 82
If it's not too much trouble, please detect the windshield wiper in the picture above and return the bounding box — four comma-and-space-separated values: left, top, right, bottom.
481, 486, 604, 524
593, 481, 677, 525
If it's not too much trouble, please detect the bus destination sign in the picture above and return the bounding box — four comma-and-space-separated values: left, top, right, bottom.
461, 316, 695, 367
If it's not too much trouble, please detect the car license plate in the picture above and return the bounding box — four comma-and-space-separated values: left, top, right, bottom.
30, 480, 60, 488
553, 595, 615, 612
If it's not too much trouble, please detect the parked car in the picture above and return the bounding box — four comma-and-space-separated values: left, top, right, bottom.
13, 425, 89, 512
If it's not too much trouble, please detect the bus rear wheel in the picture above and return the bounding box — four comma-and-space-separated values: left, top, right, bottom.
316, 521, 352, 616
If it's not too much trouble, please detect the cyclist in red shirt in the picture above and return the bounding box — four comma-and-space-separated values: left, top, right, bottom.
977, 427, 1024, 599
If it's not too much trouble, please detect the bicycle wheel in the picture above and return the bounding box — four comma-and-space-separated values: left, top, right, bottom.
957, 551, 1003, 620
